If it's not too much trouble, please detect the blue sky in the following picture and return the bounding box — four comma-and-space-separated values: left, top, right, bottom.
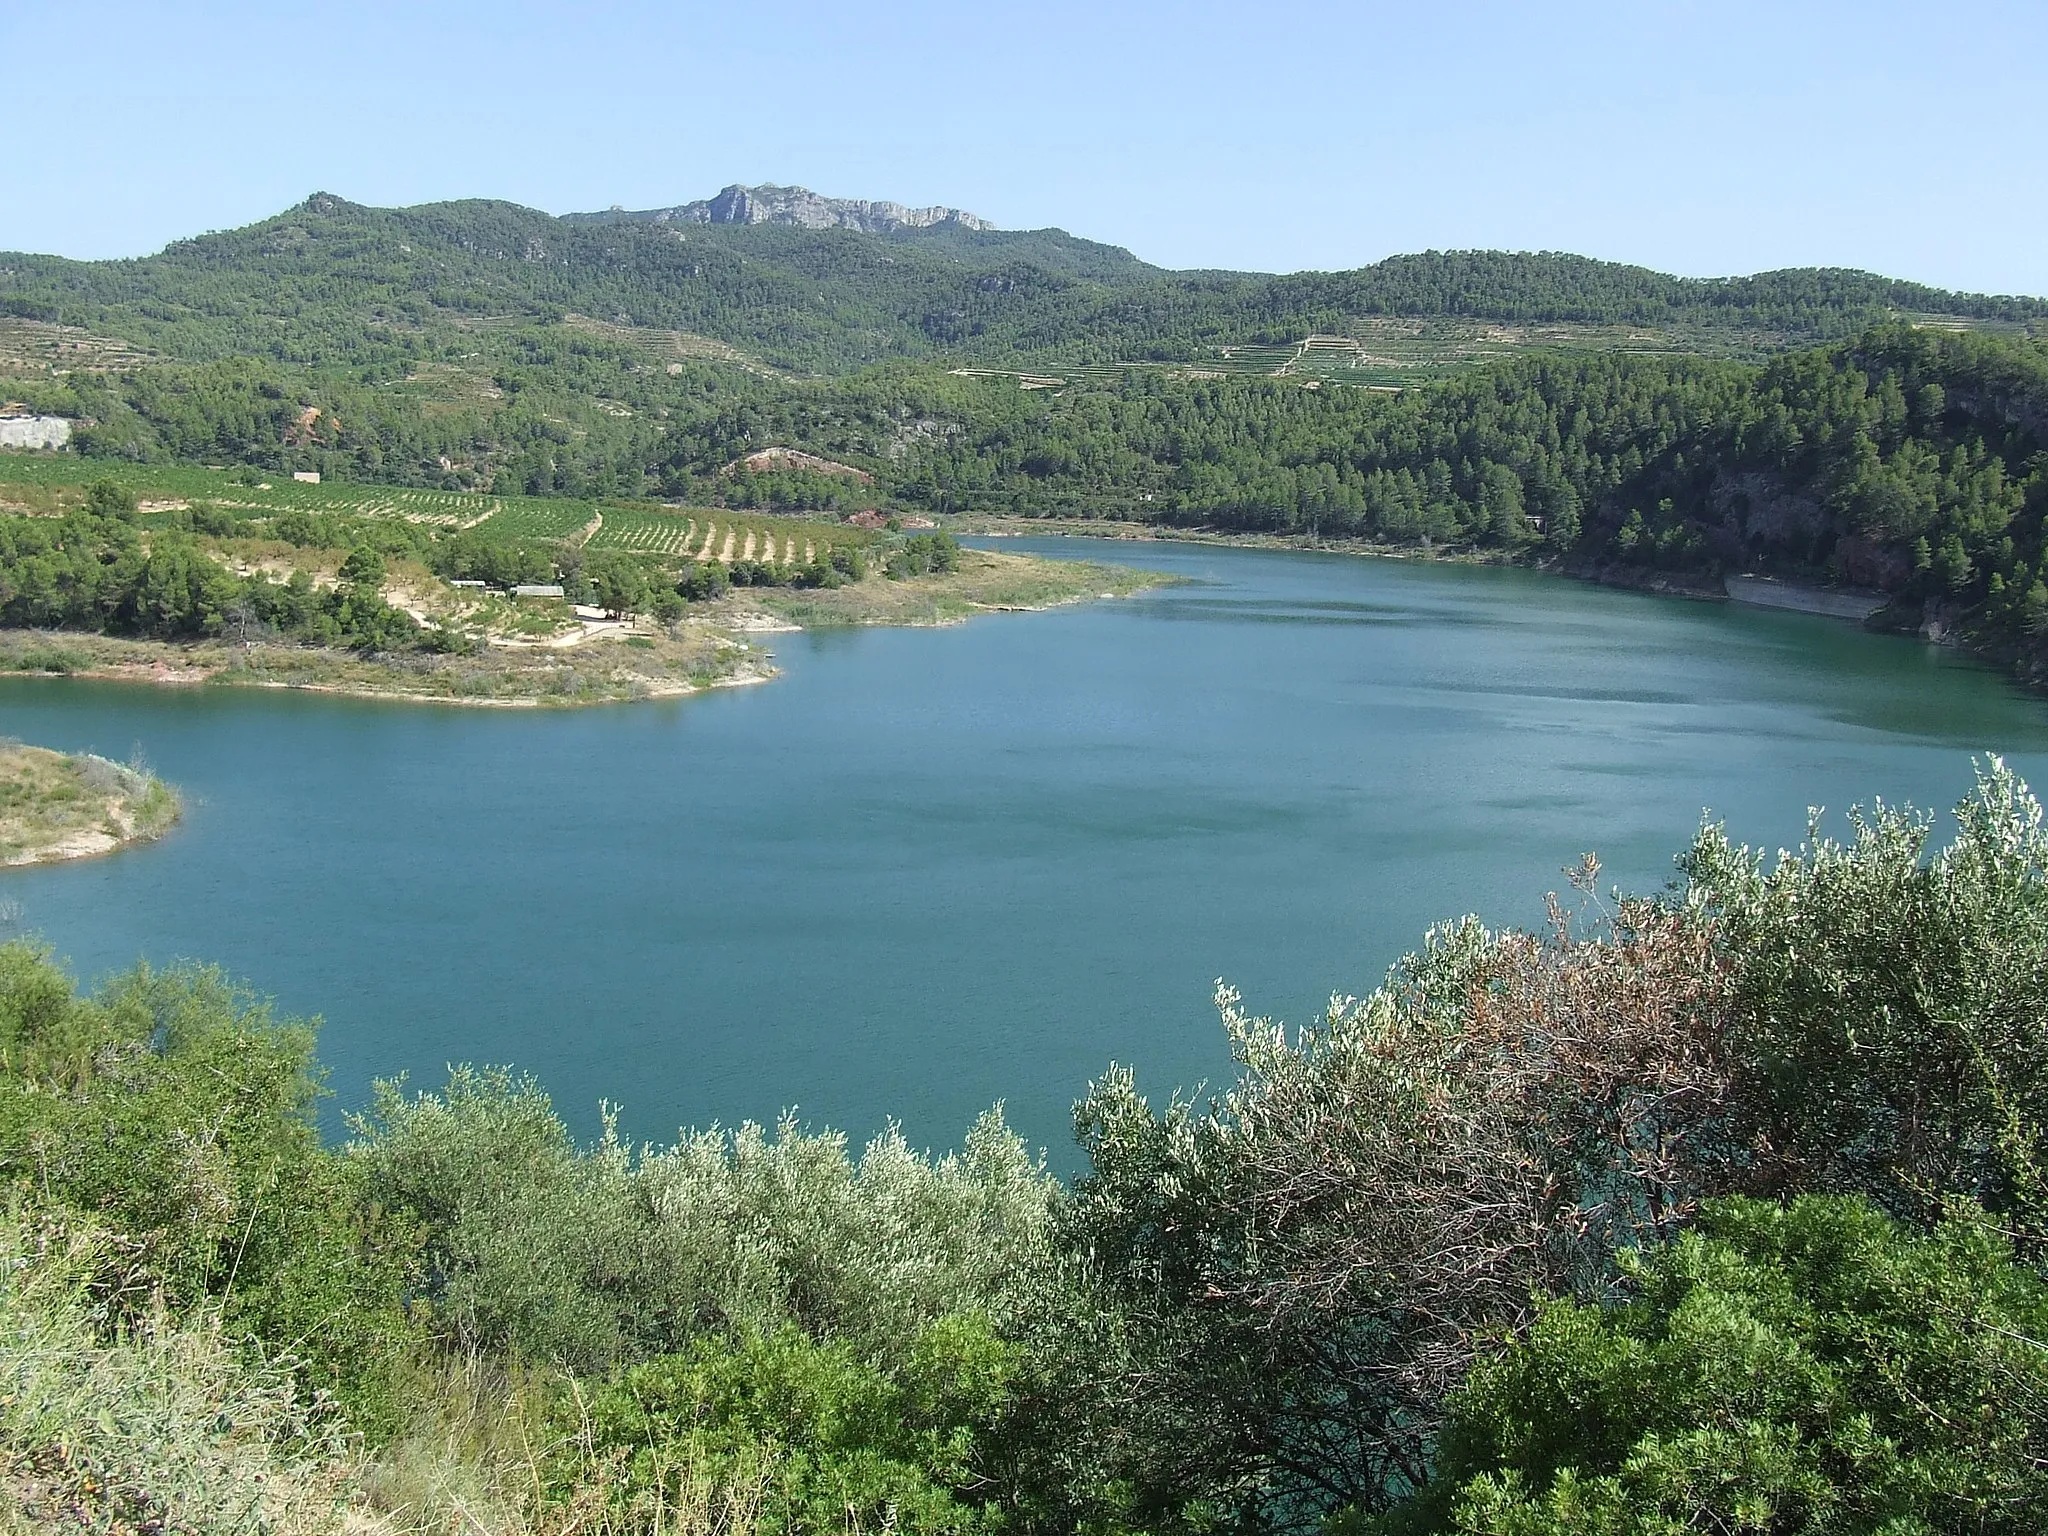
5, 0, 2043, 293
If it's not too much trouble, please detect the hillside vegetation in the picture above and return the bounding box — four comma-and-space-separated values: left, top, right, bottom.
5, 193, 2048, 686
0, 468, 1156, 703
4, 193, 2040, 375
1, 763, 2045, 1532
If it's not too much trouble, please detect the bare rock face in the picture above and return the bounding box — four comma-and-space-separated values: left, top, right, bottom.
572, 185, 993, 234
1707, 470, 1829, 555
0, 415, 71, 450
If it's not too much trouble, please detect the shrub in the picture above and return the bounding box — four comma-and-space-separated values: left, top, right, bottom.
1388, 1195, 2048, 1535
352, 1069, 1056, 1375
557, 1319, 1017, 1536
1057, 888, 1741, 1527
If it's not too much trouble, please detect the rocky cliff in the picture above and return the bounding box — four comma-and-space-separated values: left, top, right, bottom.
0, 415, 71, 450
568, 184, 994, 234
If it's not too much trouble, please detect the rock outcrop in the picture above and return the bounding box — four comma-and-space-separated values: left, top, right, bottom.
0, 414, 71, 450
570, 184, 993, 234
723, 446, 875, 483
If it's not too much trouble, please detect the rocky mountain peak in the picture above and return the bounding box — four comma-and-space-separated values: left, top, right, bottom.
569, 184, 994, 234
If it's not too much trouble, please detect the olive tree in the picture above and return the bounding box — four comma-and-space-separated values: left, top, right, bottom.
1057, 884, 1743, 1529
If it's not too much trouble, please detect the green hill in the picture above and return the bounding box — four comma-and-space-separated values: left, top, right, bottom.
5, 190, 2041, 378
5, 189, 2048, 693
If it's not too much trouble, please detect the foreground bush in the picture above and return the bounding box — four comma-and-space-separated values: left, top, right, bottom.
351, 1068, 1056, 1375
1681, 759, 2048, 1231
0, 1218, 355, 1536
0, 946, 422, 1434
1387, 1196, 2048, 1535
1053, 758, 2048, 1531
3, 759, 2048, 1534
559, 1320, 1017, 1536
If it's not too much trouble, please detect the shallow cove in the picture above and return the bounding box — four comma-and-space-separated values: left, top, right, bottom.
3, 537, 2046, 1163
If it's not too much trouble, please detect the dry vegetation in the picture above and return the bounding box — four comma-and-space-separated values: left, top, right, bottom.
0, 1221, 760, 1536
0, 627, 767, 708
745, 547, 1169, 628
0, 742, 180, 866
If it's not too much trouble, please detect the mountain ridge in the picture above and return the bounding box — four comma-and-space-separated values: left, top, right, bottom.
565, 182, 996, 235
2, 190, 2043, 381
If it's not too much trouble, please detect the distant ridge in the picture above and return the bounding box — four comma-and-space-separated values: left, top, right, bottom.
566, 183, 995, 235
2, 190, 2039, 379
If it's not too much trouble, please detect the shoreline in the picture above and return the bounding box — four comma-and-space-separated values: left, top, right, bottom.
0, 745, 182, 868
0, 632, 776, 710
0, 551, 1168, 709
961, 515, 1968, 635
964, 516, 2048, 688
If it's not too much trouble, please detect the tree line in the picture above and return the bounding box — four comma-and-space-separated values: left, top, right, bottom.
10, 305, 2048, 682
0, 482, 446, 652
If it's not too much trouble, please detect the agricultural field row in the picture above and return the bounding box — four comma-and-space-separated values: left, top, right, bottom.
0, 457, 505, 523
585, 507, 857, 565
476, 497, 597, 541
0, 455, 870, 566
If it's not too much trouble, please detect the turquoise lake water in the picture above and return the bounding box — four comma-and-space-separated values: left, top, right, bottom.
4, 537, 2047, 1164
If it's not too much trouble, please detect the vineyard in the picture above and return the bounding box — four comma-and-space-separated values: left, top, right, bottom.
0, 458, 506, 523
478, 497, 599, 542
0, 457, 871, 568
585, 506, 863, 565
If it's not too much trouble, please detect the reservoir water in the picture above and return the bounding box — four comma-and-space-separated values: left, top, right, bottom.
4, 538, 2046, 1164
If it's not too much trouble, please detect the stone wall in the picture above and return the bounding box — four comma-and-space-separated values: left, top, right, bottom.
1724, 574, 1887, 621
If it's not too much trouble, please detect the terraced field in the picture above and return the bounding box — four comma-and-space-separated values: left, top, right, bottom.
559, 314, 779, 378
954, 312, 2037, 395
0, 318, 161, 374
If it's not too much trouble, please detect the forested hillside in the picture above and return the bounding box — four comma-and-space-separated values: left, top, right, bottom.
5, 193, 2048, 685
4, 191, 2041, 375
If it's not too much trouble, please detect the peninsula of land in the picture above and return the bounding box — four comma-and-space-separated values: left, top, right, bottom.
0, 742, 181, 866
0, 469, 1168, 707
